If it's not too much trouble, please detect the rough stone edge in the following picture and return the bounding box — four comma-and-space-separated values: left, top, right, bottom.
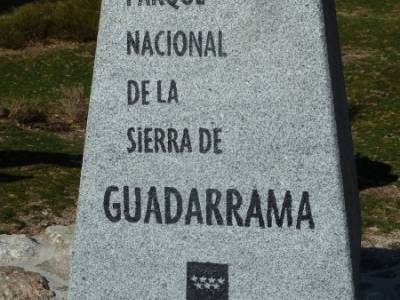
321, 0, 361, 299
68, 0, 107, 296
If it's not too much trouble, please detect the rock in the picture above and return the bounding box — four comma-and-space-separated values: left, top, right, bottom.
42, 225, 74, 248
0, 226, 74, 299
0, 266, 55, 300
35, 225, 74, 280
36, 252, 70, 281
2, 224, 400, 300
0, 235, 38, 261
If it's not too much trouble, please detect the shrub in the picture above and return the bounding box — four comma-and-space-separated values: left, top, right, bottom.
0, 0, 101, 49
0, 19, 25, 49
8, 98, 28, 118
59, 85, 88, 124
8, 98, 48, 125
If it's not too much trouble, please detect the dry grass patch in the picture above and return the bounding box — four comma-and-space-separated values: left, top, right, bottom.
0, 40, 92, 58
337, 7, 371, 18
363, 228, 400, 250
58, 85, 88, 125
361, 190, 400, 234
341, 46, 378, 64
362, 185, 400, 201
7, 98, 47, 126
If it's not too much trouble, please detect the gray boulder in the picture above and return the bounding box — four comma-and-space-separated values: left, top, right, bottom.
0, 235, 38, 261
0, 266, 55, 300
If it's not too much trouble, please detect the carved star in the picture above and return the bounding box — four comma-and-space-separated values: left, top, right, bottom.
191, 275, 198, 282
217, 278, 225, 284
200, 276, 207, 283
208, 277, 216, 283
204, 282, 211, 289
194, 283, 203, 289
213, 283, 220, 290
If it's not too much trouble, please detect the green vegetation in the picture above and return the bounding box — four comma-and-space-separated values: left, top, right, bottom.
361, 193, 400, 233
0, 45, 94, 233
337, 0, 400, 233
0, 0, 399, 235
0, 0, 101, 49
0, 43, 95, 109
0, 124, 82, 207
0, 123, 82, 233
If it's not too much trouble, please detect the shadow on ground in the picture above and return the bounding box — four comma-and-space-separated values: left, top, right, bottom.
0, 172, 31, 182
356, 155, 399, 190
349, 104, 398, 190
361, 248, 400, 299
0, 150, 397, 188
349, 104, 363, 122
0, 0, 35, 13
0, 150, 82, 183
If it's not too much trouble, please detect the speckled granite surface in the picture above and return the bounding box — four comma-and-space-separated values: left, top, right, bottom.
69, 1, 360, 299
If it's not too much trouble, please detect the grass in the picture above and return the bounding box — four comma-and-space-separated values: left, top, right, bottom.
337, 0, 400, 233
361, 193, 400, 233
0, 0, 399, 235
0, 43, 95, 110
0, 0, 101, 49
336, 0, 400, 15
0, 123, 82, 233
0, 44, 93, 233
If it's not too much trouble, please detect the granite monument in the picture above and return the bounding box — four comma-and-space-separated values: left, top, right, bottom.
69, 0, 360, 299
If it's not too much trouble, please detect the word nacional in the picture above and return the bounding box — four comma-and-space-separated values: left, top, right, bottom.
103, 186, 315, 229
127, 31, 228, 57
